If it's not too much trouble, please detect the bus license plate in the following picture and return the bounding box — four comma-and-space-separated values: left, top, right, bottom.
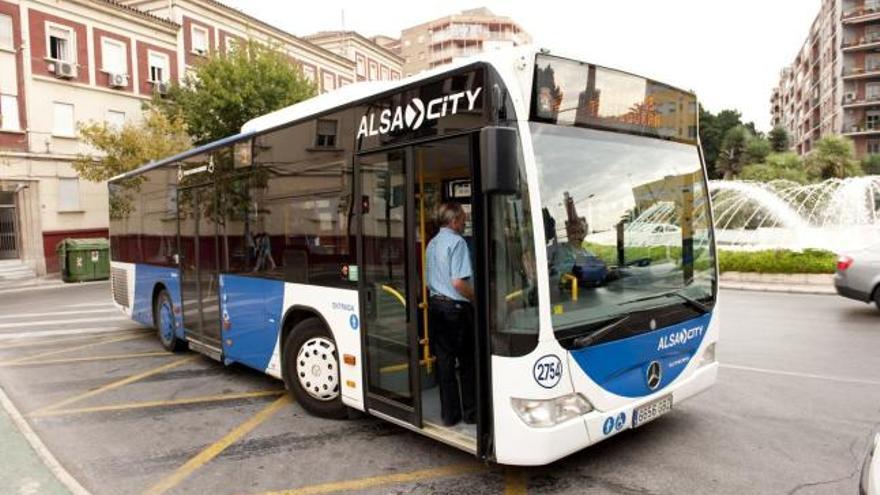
633, 395, 673, 428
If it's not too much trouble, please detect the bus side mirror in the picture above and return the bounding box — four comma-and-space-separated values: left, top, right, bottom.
480, 126, 520, 195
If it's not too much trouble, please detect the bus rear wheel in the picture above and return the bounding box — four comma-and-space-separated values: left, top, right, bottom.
284, 318, 346, 419
153, 289, 186, 352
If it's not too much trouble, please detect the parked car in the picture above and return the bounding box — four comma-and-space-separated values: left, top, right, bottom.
861, 433, 879, 495
834, 245, 880, 311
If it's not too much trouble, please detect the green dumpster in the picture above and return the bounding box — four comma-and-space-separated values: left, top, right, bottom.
56, 238, 110, 282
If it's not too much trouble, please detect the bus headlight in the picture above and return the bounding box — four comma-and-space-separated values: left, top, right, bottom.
699, 342, 716, 367
511, 394, 593, 428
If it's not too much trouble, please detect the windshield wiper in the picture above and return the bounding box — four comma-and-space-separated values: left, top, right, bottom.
571, 314, 631, 348
626, 289, 712, 314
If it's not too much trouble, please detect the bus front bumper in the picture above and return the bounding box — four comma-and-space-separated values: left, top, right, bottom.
494, 362, 718, 466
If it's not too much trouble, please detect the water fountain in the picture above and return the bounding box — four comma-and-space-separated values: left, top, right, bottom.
709, 176, 880, 252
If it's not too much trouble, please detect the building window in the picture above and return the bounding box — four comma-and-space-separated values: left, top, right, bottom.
368, 61, 377, 80
0, 14, 12, 51
380, 66, 390, 80
417, 35, 424, 43
322, 72, 335, 93
225, 36, 238, 54
391, 71, 400, 81
52, 102, 75, 137
58, 178, 80, 211
47, 24, 74, 62
191, 25, 209, 55
302, 64, 316, 83
148, 51, 169, 83
106, 110, 125, 128
403, 39, 411, 47
101, 38, 126, 74
315, 119, 337, 148
355, 54, 366, 76
0, 94, 20, 131
868, 139, 880, 155
867, 110, 880, 130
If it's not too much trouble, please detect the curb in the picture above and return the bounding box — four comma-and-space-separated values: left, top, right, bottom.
0, 386, 90, 495
0, 279, 107, 296
719, 282, 835, 295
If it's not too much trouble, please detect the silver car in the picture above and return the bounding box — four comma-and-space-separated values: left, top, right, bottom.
862, 434, 879, 495
834, 245, 880, 311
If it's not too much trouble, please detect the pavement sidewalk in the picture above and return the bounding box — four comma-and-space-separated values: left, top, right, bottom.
719, 272, 835, 295
0, 389, 78, 495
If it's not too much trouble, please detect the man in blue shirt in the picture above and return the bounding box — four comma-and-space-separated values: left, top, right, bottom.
426, 202, 476, 427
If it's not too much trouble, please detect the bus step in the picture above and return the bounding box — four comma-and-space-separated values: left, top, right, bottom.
187, 338, 222, 362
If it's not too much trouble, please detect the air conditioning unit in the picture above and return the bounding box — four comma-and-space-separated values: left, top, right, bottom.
53, 61, 76, 79
194, 48, 207, 56
845, 92, 856, 102
108, 73, 128, 88
155, 81, 169, 95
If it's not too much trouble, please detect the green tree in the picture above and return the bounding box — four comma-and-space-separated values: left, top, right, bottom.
804, 135, 863, 180
740, 152, 807, 183
716, 125, 750, 180
768, 126, 790, 152
698, 107, 758, 179
862, 154, 880, 175
73, 108, 191, 182
745, 135, 771, 165
154, 39, 316, 144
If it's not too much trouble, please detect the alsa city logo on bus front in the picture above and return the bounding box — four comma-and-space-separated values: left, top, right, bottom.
657, 325, 705, 351
356, 87, 482, 139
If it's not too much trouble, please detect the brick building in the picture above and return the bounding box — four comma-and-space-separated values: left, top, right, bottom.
0, 0, 401, 275
771, 0, 880, 158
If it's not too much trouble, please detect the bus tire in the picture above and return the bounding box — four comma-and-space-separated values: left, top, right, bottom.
154, 289, 186, 352
284, 318, 346, 419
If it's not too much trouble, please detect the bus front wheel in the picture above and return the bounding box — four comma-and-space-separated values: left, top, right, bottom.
283, 318, 346, 419
153, 289, 186, 352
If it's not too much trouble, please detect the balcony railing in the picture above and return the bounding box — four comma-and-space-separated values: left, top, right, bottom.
842, 5, 880, 22
843, 93, 880, 105
842, 34, 880, 50
843, 65, 880, 78
843, 121, 880, 135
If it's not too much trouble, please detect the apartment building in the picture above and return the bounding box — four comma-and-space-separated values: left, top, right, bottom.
398, 7, 530, 76
771, 0, 880, 157
304, 31, 404, 83
0, 0, 402, 275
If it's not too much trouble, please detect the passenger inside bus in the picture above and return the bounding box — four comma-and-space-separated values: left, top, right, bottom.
426, 202, 476, 427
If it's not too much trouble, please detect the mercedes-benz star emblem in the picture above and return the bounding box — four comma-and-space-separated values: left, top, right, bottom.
646, 361, 662, 390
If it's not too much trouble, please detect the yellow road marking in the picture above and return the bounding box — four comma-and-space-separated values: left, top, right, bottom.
1, 334, 148, 365
0, 330, 149, 350
503, 467, 528, 495
1, 351, 172, 368
30, 355, 199, 416
142, 395, 291, 495
33, 390, 285, 418
255, 462, 485, 495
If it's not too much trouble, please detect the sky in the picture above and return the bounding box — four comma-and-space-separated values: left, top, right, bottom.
223, 0, 822, 132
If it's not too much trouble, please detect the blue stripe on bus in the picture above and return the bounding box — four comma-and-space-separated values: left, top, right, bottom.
132, 264, 183, 339
219, 274, 284, 372
569, 312, 712, 398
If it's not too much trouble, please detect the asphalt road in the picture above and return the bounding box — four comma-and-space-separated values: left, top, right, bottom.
0, 283, 877, 495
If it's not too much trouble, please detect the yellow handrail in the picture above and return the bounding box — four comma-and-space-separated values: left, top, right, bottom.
505, 289, 524, 302
380, 284, 406, 308
418, 150, 433, 374
561, 274, 579, 302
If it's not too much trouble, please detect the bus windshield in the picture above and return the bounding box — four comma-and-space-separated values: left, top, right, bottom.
532, 123, 716, 343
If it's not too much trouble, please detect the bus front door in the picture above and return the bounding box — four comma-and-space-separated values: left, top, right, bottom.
358, 148, 422, 426
178, 184, 222, 350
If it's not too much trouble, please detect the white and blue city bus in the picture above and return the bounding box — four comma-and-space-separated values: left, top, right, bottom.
108, 47, 719, 465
